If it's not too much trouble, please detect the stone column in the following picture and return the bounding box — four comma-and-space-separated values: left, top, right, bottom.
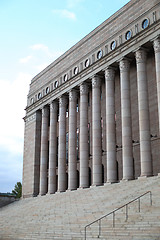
58, 96, 68, 192
79, 83, 89, 188
68, 90, 78, 190
92, 75, 102, 186
39, 106, 49, 195
135, 48, 152, 176
48, 101, 58, 194
119, 59, 134, 180
105, 67, 117, 183
153, 38, 160, 134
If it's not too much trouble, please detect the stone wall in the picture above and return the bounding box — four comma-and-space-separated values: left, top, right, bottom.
0, 194, 16, 208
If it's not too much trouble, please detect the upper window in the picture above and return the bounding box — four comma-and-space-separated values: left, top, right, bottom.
125, 30, 132, 40
74, 67, 79, 75
142, 18, 149, 29
110, 41, 116, 50
64, 74, 68, 82
97, 50, 103, 59
30, 98, 34, 104
54, 81, 59, 88
85, 59, 90, 68
38, 92, 42, 100
46, 87, 50, 94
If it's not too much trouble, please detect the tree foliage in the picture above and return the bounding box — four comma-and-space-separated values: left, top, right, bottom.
12, 182, 22, 198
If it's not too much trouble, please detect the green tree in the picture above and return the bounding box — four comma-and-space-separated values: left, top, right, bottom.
12, 182, 22, 199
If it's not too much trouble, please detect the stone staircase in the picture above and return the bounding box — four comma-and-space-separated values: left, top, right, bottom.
0, 176, 160, 240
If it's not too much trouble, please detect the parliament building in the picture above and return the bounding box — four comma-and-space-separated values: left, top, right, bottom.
22, 0, 160, 198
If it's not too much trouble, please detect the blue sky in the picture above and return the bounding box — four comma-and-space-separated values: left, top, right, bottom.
0, 0, 130, 193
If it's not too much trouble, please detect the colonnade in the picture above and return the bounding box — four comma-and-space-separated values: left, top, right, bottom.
38, 41, 160, 196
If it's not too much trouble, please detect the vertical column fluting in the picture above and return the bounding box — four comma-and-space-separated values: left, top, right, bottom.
39, 106, 49, 195
135, 48, 152, 176
92, 75, 102, 186
79, 83, 89, 188
105, 67, 117, 183
68, 90, 78, 190
119, 59, 134, 180
58, 96, 68, 192
48, 101, 58, 194
153, 38, 160, 134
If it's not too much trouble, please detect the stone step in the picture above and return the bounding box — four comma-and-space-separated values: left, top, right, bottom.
0, 176, 159, 240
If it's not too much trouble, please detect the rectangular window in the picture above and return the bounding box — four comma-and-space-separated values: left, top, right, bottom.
101, 118, 103, 143
88, 123, 90, 156
88, 92, 90, 106
66, 132, 68, 163
57, 113, 60, 122
77, 99, 79, 112
77, 128, 79, 160
56, 137, 59, 167
101, 88, 102, 101
66, 104, 69, 118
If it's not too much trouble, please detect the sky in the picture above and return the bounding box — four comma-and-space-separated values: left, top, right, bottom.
0, 0, 130, 193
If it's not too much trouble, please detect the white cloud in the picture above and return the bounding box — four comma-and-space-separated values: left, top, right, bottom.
0, 46, 63, 156
30, 44, 63, 69
66, 0, 83, 8
35, 50, 63, 71
30, 43, 54, 58
19, 55, 32, 63
52, 9, 76, 20
0, 72, 31, 155
30, 43, 49, 52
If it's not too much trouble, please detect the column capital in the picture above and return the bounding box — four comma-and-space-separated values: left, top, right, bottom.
119, 58, 130, 72
80, 83, 88, 95
42, 106, 49, 117
91, 74, 102, 88
69, 89, 78, 101
135, 48, 147, 63
50, 101, 58, 112
59, 96, 68, 107
153, 38, 160, 53
104, 67, 115, 80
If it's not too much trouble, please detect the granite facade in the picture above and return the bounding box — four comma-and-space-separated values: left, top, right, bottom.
22, 0, 160, 198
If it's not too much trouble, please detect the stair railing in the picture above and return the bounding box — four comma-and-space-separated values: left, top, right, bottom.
84, 191, 152, 240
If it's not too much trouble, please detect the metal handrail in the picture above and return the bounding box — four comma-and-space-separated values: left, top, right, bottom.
84, 191, 152, 240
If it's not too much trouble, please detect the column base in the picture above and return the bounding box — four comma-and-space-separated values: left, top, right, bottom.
56, 190, 66, 194
138, 174, 153, 180
138, 175, 148, 180
104, 180, 118, 185
90, 184, 102, 188
46, 192, 55, 195
120, 178, 133, 183
78, 186, 89, 190
38, 193, 46, 197
66, 188, 77, 192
